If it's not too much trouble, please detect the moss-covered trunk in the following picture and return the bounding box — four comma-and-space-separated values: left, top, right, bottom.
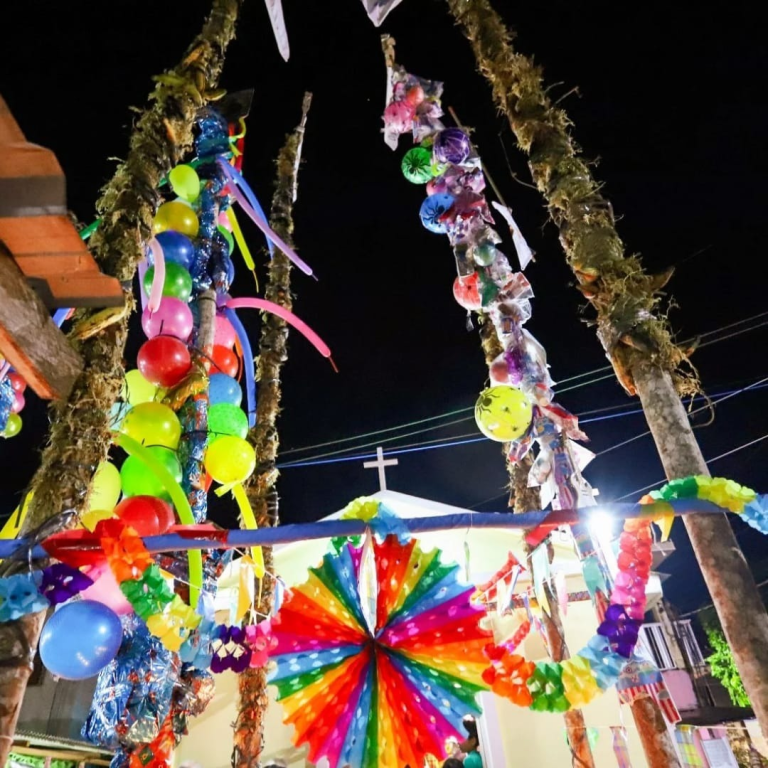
232, 92, 311, 768
0, 1, 241, 760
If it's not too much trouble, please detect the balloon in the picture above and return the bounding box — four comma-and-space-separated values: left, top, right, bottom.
141, 297, 194, 341
143, 262, 193, 302
204, 436, 255, 485
90, 461, 121, 512
81, 564, 134, 616
208, 403, 248, 442
419, 193, 454, 234
383, 100, 415, 134
39, 600, 123, 680
405, 85, 425, 107
2, 413, 21, 438
473, 242, 497, 267
154, 231, 194, 269
138, 336, 192, 388
11, 392, 24, 413
434, 127, 472, 165
169, 164, 201, 202
7, 372, 26, 393
120, 402, 181, 449
401, 147, 433, 184
120, 446, 182, 501
122, 369, 160, 406
152, 201, 199, 237
214, 314, 237, 349
489, 353, 512, 385
218, 210, 233, 231
218, 225, 235, 255
475, 386, 533, 442
209, 373, 242, 406
211, 345, 238, 378
113, 495, 175, 535
453, 273, 482, 310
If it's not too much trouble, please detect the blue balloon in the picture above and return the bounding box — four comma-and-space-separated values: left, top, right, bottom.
39, 600, 123, 680
419, 193, 455, 234
155, 231, 195, 269
209, 373, 242, 407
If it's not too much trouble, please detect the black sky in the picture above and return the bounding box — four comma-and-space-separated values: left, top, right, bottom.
1, 0, 767, 613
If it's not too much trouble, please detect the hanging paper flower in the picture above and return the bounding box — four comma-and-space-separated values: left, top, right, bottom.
120, 564, 175, 621
527, 662, 569, 713
180, 593, 217, 669
146, 595, 202, 652
578, 635, 626, 690
561, 655, 600, 707
40, 563, 93, 605
482, 648, 535, 706
245, 618, 278, 668
210, 624, 252, 673
598, 604, 642, 658
98, 519, 152, 582
369, 503, 409, 543
0, 572, 49, 621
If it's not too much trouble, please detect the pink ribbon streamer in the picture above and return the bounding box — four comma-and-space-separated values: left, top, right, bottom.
225, 297, 332, 360
147, 237, 165, 313
217, 159, 315, 278
137, 259, 149, 312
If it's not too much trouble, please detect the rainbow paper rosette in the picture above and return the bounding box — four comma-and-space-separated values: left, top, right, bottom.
269, 534, 490, 767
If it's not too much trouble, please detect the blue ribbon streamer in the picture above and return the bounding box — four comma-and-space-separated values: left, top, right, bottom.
219, 160, 275, 257
224, 308, 256, 429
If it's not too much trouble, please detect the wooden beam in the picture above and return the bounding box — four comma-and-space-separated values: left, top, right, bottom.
0, 245, 83, 399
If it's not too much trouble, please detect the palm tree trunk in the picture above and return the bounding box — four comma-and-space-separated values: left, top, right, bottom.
0, 2, 241, 761
232, 92, 312, 768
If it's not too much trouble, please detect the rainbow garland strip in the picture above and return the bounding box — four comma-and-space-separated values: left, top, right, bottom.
483, 476, 765, 714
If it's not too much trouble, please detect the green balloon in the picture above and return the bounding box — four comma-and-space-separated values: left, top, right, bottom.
401, 147, 433, 184
208, 403, 248, 443
120, 446, 181, 502
217, 225, 235, 255
143, 262, 193, 302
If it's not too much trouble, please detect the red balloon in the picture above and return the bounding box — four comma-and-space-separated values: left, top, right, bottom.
114, 496, 176, 536
7, 372, 26, 393
137, 336, 191, 388
453, 273, 482, 311
211, 344, 239, 377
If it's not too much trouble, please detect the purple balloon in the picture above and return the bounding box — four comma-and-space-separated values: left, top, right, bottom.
434, 127, 471, 165
141, 297, 194, 341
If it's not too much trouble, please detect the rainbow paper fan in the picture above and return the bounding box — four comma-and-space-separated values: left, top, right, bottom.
269, 533, 491, 767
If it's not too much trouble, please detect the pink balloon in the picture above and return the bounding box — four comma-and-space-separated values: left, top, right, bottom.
82, 564, 134, 616
142, 297, 194, 340
214, 314, 237, 349
11, 392, 25, 414
218, 210, 233, 231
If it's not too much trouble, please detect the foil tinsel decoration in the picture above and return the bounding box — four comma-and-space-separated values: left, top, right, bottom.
0, 376, 14, 433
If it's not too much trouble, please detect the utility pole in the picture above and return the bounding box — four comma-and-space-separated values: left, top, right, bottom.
0, 2, 241, 763
232, 92, 312, 768
447, 0, 768, 749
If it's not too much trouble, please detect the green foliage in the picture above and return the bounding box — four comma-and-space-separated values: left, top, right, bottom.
706, 626, 750, 707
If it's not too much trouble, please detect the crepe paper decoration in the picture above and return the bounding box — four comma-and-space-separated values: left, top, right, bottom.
210, 624, 252, 673
358, 531, 378, 636
236, 558, 255, 623
146, 595, 202, 653
578, 635, 626, 690
180, 593, 217, 669
527, 662, 570, 713
611, 726, 633, 768
561, 655, 600, 707
640, 494, 675, 541
509, 619, 530, 651
0, 572, 48, 622
491, 202, 534, 271
120, 564, 175, 621
115, 433, 202, 605
245, 618, 278, 668
219, 160, 315, 276
224, 309, 256, 429
264, 0, 289, 62
270, 534, 489, 768
39, 562, 93, 605
650, 475, 756, 514
225, 298, 332, 364
99, 519, 154, 583
481, 647, 535, 706
741, 495, 768, 534
360, 0, 405, 26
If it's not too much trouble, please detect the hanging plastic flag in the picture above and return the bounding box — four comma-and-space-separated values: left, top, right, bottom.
360, 0, 405, 26
491, 202, 534, 271
264, 0, 290, 61
611, 726, 633, 768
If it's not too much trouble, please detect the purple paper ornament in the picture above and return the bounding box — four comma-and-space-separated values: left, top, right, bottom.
434, 128, 471, 165
41, 563, 94, 605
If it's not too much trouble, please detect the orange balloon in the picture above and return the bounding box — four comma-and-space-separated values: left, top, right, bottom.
211, 344, 239, 377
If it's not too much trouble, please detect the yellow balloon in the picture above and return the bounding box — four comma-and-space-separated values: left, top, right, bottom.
90, 461, 122, 512
152, 201, 199, 237
81, 508, 116, 532
169, 164, 201, 203
204, 436, 255, 485
120, 402, 182, 450
122, 369, 161, 406
474, 385, 533, 442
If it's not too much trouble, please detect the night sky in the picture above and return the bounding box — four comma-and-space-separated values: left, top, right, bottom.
1, 0, 767, 614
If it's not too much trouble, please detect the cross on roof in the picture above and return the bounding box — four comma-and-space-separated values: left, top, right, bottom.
363, 446, 398, 491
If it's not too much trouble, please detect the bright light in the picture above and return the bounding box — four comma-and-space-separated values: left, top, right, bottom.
588, 510, 619, 578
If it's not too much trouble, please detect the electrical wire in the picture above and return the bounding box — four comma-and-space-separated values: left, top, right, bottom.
280, 311, 768, 457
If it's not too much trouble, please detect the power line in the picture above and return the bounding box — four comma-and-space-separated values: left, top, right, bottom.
280, 311, 768, 457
